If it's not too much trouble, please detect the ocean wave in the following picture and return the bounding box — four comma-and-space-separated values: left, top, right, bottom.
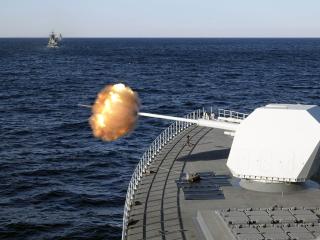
55, 224, 121, 240
29, 189, 124, 208
0, 222, 72, 240
1, 38, 320, 239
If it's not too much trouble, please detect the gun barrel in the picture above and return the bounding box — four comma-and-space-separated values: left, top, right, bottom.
138, 112, 239, 132
139, 112, 197, 124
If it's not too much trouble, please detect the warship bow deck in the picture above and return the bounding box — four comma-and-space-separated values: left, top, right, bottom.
125, 126, 320, 240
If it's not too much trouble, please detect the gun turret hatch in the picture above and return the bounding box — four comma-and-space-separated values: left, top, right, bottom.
227, 104, 320, 184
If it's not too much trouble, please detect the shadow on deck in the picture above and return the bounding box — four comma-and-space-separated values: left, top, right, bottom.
177, 148, 230, 162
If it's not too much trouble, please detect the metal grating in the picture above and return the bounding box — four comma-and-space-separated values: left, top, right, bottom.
217, 206, 320, 240
176, 172, 231, 200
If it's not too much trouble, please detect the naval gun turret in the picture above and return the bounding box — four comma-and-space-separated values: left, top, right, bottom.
139, 104, 320, 192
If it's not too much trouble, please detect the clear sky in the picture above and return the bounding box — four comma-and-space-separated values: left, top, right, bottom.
0, 0, 319, 37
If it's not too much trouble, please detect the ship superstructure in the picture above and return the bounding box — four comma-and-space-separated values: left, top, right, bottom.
47, 31, 62, 48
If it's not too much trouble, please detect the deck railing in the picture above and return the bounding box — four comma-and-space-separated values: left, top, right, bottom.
121, 109, 203, 239
218, 109, 249, 120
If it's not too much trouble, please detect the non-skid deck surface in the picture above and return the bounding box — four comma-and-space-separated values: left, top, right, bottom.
127, 126, 212, 240
126, 126, 320, 240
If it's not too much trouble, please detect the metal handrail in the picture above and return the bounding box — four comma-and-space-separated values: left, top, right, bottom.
121, 109, 202, 239
218, 109, 248, 120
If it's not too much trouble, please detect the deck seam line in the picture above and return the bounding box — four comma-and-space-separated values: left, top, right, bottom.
142, 126, 197, 240
177, 128, 213, 240
160, 127, 206, 240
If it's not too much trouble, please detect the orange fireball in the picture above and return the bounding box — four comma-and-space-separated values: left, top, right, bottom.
90, 83, 140, 141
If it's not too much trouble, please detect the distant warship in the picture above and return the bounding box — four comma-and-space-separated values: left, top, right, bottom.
122, 104, 320, 240
47, 31, 62, 48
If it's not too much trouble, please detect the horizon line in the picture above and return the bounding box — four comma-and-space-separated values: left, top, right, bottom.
1, 36, 320, 39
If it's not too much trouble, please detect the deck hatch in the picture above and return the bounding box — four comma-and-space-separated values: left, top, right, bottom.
176, 172, 230, 200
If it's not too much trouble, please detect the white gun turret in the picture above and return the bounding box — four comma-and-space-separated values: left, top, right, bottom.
140, 104, 320, 187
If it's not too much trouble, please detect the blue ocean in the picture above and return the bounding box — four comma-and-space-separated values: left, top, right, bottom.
1, 38, 320, 239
